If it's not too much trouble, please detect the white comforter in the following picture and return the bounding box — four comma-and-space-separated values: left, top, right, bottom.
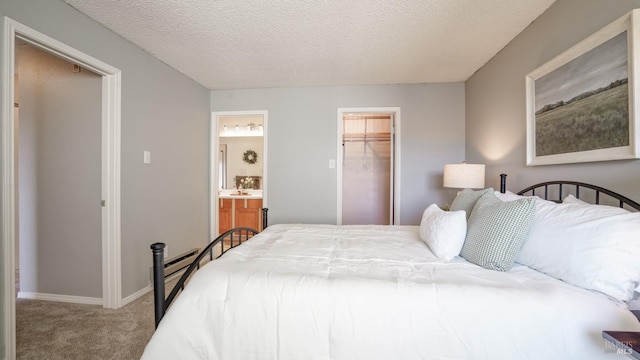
142, 224, 640, 360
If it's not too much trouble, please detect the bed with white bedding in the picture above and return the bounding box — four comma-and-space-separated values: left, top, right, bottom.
142, 179, 640, 359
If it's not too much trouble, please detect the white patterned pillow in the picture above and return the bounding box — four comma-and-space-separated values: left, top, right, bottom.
460, 192, 536, 271
419, 204, 467, 260
450, 188, 493, 220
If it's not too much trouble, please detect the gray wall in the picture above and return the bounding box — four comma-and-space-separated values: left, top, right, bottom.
211, 84, 466, 225
0, 3, 6, 354
18, 45, 102, 298
1, 0, 211, 299
466, 0, 640, 199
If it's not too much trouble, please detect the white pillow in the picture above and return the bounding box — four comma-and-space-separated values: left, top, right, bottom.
563, 194, 630, 214
419, 204, 467, 261
494, 190, 525, 202
562, 194, 588, 205
517, 201, 640, 302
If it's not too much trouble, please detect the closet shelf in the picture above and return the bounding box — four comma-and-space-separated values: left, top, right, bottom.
342, 132, 391, 141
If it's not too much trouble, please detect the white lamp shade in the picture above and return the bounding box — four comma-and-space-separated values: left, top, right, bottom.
443, 163, 485, 189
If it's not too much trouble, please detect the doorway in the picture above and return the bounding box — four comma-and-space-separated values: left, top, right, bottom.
210, 111, 268, 237
2, 17, 122, 359
337, 108, 401, 225
16, 43, 102, 302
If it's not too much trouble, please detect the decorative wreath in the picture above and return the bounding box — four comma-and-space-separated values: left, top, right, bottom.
243, 150, 258, 164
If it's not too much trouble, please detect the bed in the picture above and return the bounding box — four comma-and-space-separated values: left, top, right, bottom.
141, 175, 640, 359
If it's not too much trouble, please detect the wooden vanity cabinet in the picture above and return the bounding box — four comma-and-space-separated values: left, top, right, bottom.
219, 199, 233, 234
218, 198, 263, 234
235, 199, 262, 230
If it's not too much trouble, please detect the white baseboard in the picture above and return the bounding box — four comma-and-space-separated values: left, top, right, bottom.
120, 270, 185, 306
17, 291, 102, 305
17, 269, 190, 308
121, 285, 151, 306
19, 287, 156, 307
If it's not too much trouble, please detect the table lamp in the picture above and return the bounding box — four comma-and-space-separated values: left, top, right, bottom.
443, 162, 485, 189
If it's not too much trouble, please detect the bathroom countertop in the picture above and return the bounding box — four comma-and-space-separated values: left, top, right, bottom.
219, 191, 263, 199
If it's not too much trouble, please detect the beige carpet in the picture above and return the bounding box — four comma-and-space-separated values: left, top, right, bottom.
16, 289, 157, 360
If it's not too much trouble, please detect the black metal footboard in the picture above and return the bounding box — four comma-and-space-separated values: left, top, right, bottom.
150, 206, 268, 328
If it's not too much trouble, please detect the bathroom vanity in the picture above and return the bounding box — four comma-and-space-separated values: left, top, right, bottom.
218, 190, 263, 233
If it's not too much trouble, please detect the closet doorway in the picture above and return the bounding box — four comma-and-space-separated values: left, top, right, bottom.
3, 17, 122, 359
337, 108, 401, 225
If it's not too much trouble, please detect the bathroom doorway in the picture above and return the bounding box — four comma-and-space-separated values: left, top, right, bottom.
337, 108, 401, 225
211, 111, 267, 237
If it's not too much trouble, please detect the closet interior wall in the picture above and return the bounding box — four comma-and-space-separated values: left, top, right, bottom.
341, 114, 392, 225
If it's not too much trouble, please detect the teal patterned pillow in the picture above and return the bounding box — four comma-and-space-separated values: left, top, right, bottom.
450, 188, 494, 220
460, 192, 536, 271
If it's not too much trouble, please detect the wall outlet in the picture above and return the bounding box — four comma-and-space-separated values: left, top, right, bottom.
164, 246, 168, 259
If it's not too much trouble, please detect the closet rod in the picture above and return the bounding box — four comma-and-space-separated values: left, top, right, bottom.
342, 138, 390, 143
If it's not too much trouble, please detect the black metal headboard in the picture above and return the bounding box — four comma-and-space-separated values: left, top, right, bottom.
499, 173, 640, 211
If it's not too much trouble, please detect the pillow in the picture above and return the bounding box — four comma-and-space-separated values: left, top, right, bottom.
494, 190, 525, 202
450, 188, 494, 220
460, 192, 536, 271
496, 190, 556, 212
517, 201, 640, 302
419, 204, 467, 260
563, 194, 630, 214
562, 194, 587, 205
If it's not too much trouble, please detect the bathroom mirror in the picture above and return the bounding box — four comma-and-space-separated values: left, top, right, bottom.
217, 115, 264, 190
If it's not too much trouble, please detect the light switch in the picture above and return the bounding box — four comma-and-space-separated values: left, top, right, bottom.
144, 150, 151, 164
329, 159, 336, 169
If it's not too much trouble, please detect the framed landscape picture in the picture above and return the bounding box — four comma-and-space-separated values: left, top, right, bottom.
526, 10, 640, 166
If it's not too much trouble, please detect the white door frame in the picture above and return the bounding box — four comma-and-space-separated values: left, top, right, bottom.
336, 107, 401, 225
210, 111, 268, 238
2, 17, 122, 358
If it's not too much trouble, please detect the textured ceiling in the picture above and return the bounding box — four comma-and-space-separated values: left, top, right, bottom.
65, 0, 556, 90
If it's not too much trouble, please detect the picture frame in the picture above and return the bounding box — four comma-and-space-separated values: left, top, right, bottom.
526, 9, 640, 166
